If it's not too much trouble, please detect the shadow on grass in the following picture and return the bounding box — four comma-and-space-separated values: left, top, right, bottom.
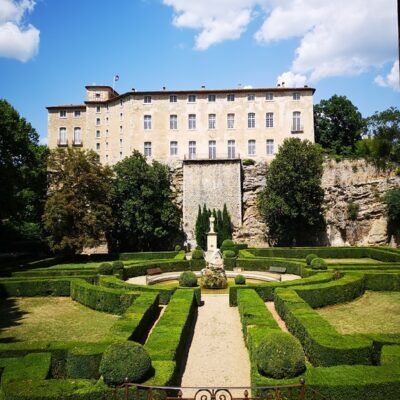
0, 298, 27, 343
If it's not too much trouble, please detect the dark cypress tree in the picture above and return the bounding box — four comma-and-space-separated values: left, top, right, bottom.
221, 204, 233, 242
216, 209, 223, 247
195, 205, 205, 249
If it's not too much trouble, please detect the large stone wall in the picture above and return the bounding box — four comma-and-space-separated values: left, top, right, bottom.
181, 160, 242, 246
171, 158, 399, 248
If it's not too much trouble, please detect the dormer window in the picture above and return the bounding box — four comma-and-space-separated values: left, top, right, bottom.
95, 93, 101, 99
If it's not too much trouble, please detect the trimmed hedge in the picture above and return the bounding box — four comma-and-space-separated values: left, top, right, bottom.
123, 260, 191, 279
120, 251, 179, 261
70, 279, 139, 314
66, 344, 103, 379
11, 269, 98, 278
179, 271, 197, 287
381, 345, 400, 366
144, 289, 197, 385
236, 258, 306, 276
310, 258, 327, 270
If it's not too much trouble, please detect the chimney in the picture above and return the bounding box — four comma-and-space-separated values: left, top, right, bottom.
162, 86, 166, 91
132, 88, 136, 92
201, 85, 206, 89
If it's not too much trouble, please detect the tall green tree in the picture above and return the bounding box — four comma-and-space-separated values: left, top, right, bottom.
43, 148, 113, 255
195, 206, 206, 250
258, 138, 325, 246
0, 99, 48, 244
221, 204, 233, 243
216, 209, 223, 247
314, 95, 364, 155
384, 188, 400, 238
112, 151, 182, 251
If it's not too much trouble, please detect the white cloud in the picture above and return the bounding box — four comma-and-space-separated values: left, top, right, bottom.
375, 61, 400, 92
0, 0, 39, 62
276, 71, 307, 88
163, 0, 399, 91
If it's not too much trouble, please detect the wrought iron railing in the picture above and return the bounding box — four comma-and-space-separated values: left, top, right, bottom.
115, 379, 332, 400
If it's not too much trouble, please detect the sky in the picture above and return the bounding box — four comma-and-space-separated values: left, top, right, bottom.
0, 0, 399, 144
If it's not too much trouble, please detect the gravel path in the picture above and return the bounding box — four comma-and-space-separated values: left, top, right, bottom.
181, 294, 251, 396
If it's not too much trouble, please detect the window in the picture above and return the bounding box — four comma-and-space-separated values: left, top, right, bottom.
188, 141, 196, 159
120, 113, 123, 121
59, 110, 67, 118
74, 110, 81, 118
266, 92, 274, 101
73, 127, 81, 145
120, 125, 123, 134
266, 139, 274, 155
208, 114, 216, 129
209, 140, 216, 160
144, 115, 152, 130
208, 94, 216, 102
170, 115, 178, 130
228, 140, 236, 159
170, 95, 177, 103
96, 118, 101, 126
188, 95, 196, 103
144, 142, 152, 157
106, 117, 109, 124
227, 93, 235, 102
106, 104, 109, 111
248, 139, 256, 155
188, 114, 196, 130
248, 112, 255, 128
292, 111, 301, 132
144, 95, 152, 104
120, 99, 123, 107
120, 139, 123, 147
293, 92, 301, 100
58, 127, 67, 145
248, 94, 255, 101
227, 113, 235, 129
106, 154, 109, 161
266, 112, 274, 128
96, 142, 100, 151
96, 130, 101, 138
120, 152, 123, 159
106, 129, 109, 137
106, 142, 109, 150
96, 106, 101, 113
95, 93, 101, 99
170, 141, 178, 156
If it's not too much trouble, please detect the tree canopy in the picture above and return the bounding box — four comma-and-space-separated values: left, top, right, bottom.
258, 138, 325, 246
112, 151, 182, 251
0, 99, 48, 245
42, 148, 114, 255
314, 95, 364, 155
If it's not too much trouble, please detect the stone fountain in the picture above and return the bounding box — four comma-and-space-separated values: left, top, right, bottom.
201, 216, 228, 289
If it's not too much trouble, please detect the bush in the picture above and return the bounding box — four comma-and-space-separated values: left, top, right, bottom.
99, 342, 152, 386
112, 260, 124, 276
179, 271, 198, 287
306, 253, 318, 266
311, 257, 327, 270
98, 262, 113, 275
221, 239, 236, 254
224, 250, 236, 258
242, 158, 255, 166
192, 249, 204, 259
174, 245, 181, 251
235, 274, 246, 285
256, 332, 306, 379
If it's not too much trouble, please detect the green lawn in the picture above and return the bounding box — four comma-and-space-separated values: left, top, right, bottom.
324, 258, 383, 265
316, 291, 400, 334
152, 277, 264, 294
47, 262, 101, 270
0, 297, 118, 343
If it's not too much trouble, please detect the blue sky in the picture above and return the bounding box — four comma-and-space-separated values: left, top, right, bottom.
0, 0, 399, 143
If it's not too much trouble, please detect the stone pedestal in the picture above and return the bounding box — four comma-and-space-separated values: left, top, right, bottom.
207, 232, 217, 252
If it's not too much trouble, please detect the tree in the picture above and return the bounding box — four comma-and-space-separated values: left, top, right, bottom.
0, 99, 49, 244
195, 206, 206, 250
42, 148, 113, 255
221, 204, 233, 243
314, 95, 364, 155
258, 138, 325, 246
356, 107, 400, 169
384, 188, 400, 238
112, 151, 181, 251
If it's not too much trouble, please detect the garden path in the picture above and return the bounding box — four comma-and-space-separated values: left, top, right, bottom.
181, 294, 251, 396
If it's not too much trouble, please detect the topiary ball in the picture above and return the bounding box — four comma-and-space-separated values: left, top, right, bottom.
305, 254, 318, 266
100, 342, 152, 386
256, 332, 306, 379
224, 250, 236, 258
235, 274, 246, 285
221, 239, 236, 254
98, 262, 113, 275
179, 271, 198, 287
192, 249, 204, 259
310, 257, 327, 270
112, 261, 125, 278
174, 245, 182, 252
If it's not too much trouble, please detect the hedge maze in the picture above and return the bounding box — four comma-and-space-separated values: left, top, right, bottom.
0, 247, 400, 399
232, 246, 400, 400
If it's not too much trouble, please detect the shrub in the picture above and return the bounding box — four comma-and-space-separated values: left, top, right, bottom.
347, 201, 360, 221
179, 271, 198, 287
224, 250, 236, 258
98, 262, 113, 275
195, 246, 203, 251
332, 269, 342, 280
192, 249, 204, 259
311, 257, 327, 270
112, 260, 124, 277
235, 274, 246, 285
221, 239, 236, 254
256, 332, 306, 379
306, 253, 318, 266
99, 342, 152, 386
174, 245, 181, 251
242, 159, 255, 166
